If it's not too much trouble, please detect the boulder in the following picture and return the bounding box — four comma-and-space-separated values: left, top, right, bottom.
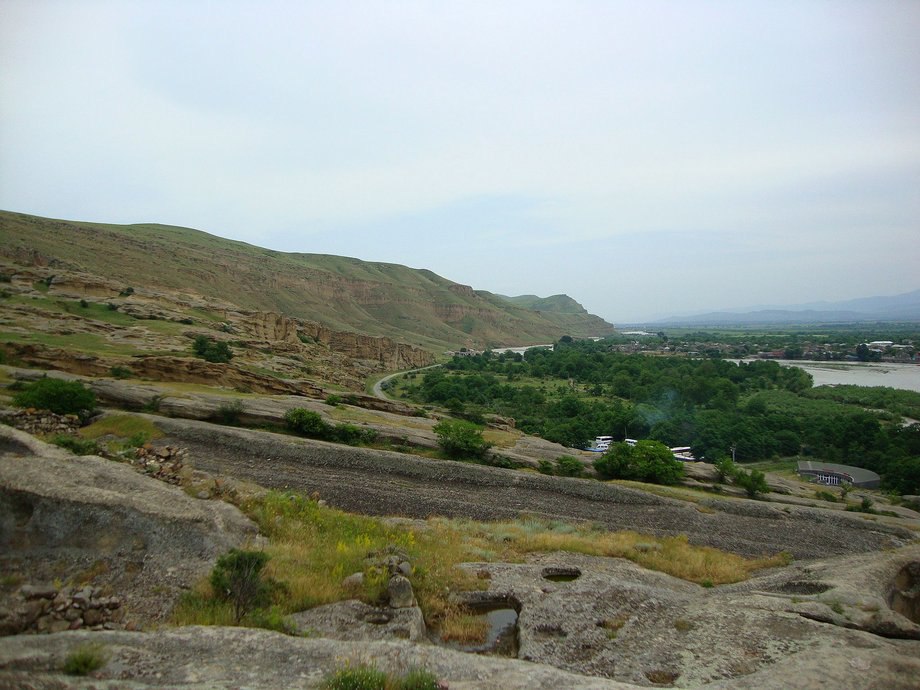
388, 575, 415, 609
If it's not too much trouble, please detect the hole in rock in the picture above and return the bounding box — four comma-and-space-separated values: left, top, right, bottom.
433, 595, 520, 657
777, 581, 832, 595
541, 566, 581, 582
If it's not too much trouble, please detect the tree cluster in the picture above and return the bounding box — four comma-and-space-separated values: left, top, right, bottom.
400, 339, 920, 494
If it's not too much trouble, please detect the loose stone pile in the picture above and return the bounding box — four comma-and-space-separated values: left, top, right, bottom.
0, 585, 124, 636
133, 444, 186, 485
0, 409, 81, 435
341, 545, 417, 609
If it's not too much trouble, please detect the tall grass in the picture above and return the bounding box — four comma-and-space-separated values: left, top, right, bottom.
174, 490, 790, 633
79, 414, 163, 442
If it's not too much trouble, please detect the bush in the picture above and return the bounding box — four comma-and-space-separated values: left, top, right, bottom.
51, 435, 99, 456
209, 549, 275, 623
555, 455, 585, 477
79, 298, 89, 308
192, 335, 233, 363
216, 400, 245, 425
433, 419, 492, 460
63, 643, 107, 676
284, 408, 333, 439
325, 394, 343, 406
109, 365, 133, 379
594, 441, 684, 485
734, 467, 770, 498
332, 423, 377, 446
538, 459, 555, 475
13, 378, 96, 417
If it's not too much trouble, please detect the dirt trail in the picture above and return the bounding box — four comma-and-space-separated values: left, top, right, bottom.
152, 416, 913, 560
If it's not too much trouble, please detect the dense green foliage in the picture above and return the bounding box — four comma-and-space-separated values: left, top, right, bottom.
283, 408, 378, 446
192, 335, 233, 363
432, 419, 492, 460
13, 378, 96, 416
397, 339, 920, 494
593, 441, 685, 485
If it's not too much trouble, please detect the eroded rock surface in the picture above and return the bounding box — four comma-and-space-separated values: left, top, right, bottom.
0, 425, 258, 627
456, 546, 920, 687
155, 416, 913, 560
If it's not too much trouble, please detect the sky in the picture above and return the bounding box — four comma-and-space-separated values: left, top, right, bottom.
1, 1, 918, 323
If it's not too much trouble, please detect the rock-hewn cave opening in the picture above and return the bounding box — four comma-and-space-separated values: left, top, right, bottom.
889, 562, 920, 624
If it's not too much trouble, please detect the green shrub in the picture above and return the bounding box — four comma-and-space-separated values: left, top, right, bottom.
79, 298, 89, 308
733, 468, 770, 498
109, 365, 133, 379
433, 419, 492, 460
538, 459, 555, 475
713, 456, 737, 483
325, 394, 343, 407
13, 378, 96, 416
62, 644, 107, 676
107, 303, 118, 311
332, 423, 377, 446
192, 335, 233, 363
210, 549, 276, 623
815, 490, 839, 503
216, 400, 245, 425
119, 287, 135, 296
50, 435, 99, 456
594, 441, 684, 485
284, 408, 333, 439
555, 455, 585, 477
845, 496, 877, 514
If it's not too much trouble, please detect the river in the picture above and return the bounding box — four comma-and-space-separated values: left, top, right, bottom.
774, 360, 920, 393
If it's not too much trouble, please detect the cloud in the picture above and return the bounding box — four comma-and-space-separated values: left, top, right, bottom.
1, 0, 918, 323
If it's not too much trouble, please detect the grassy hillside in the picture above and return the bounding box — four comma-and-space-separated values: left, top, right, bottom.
0, 211, 615, 350
498, 293, 589, 314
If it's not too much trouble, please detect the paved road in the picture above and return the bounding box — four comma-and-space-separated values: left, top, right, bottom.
372, 364, 440, 400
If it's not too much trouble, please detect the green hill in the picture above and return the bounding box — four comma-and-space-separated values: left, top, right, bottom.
0, 211, 615, 350
498, 294, 590, 314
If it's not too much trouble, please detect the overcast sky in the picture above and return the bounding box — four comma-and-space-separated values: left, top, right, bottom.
1, 1, 918, 323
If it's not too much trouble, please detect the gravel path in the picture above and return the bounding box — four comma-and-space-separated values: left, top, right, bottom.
153, 417, 913, 560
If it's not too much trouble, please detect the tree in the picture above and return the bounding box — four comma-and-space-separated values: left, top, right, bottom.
433, 419, 491, 460
209, 549, 275, 623
13, 378, 96, 417
713, 455, 737, 483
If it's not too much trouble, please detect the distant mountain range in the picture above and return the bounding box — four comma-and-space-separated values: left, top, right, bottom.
652, 290, 920, 326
